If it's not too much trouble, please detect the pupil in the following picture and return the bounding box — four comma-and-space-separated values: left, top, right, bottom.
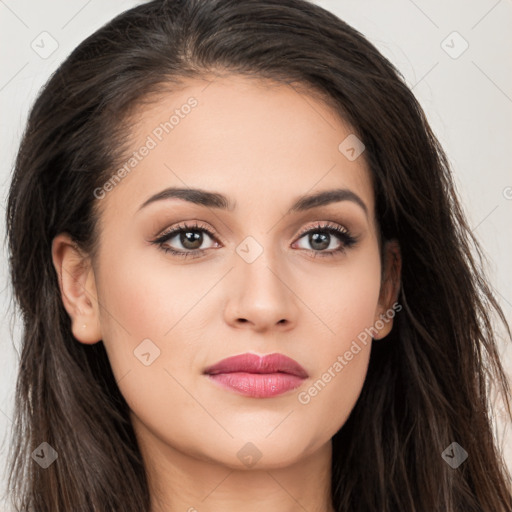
310, 232, 329, 250
181, 230, 202, 250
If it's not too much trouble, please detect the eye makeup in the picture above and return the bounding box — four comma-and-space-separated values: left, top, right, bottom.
149, 219, 359, 260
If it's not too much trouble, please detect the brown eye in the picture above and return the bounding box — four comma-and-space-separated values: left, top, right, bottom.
293, 222, 358, 257
176, 229, 205, 250
152, 222, 219, 258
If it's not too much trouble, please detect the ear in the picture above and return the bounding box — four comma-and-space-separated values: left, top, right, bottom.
373, 239, 401, 340
51, 233, 102, 344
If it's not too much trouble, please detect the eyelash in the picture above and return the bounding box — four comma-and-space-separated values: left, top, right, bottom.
151, 221, 358, 260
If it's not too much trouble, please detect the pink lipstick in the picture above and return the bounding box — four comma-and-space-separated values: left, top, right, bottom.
203, 352, 308, 398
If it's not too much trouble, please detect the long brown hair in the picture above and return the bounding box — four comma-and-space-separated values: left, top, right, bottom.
5, 0, 512, 510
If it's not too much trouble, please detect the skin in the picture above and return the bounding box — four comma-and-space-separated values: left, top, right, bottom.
52, 74, 401, 512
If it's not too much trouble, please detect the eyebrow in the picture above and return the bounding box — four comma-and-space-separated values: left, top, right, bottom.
137, 186, 368, 216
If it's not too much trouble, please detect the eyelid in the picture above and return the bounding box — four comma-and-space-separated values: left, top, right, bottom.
151, 219, 359, 260
292, 221, 358, 252
154, 220, 220, 242
152, 219, 352, 244
295, 220, 350, 238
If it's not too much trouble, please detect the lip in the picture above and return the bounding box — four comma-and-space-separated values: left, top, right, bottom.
203, 353, 308, 398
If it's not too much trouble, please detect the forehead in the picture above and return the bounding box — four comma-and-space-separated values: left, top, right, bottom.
96, 74, 374, 223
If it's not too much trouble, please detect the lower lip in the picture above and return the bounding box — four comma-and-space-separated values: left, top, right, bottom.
206, 372, 306, 398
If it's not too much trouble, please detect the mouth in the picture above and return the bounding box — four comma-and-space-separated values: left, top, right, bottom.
203, 352, 308, 398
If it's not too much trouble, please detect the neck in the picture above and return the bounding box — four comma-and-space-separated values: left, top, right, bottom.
132, 415, 335, 512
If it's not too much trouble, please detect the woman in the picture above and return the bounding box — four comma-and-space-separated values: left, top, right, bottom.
5, 0, 511, 510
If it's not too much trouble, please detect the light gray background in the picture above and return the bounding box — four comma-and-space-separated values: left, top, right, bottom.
1, 0, 511, 507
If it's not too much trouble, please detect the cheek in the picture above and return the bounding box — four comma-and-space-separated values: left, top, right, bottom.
96, 242, 212, 347
305, 242, 382, 353
293, 245, 382, 434
93, 246, 212, 446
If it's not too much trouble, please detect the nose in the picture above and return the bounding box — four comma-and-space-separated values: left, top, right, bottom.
223, 242, 299, 333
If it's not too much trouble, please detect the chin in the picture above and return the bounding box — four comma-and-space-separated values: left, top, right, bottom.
206, 434, 321, 471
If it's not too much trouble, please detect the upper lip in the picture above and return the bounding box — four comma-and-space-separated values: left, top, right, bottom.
203, 353, 308, 378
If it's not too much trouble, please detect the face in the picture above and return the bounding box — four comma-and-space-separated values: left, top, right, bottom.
53, 74, 400, 471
